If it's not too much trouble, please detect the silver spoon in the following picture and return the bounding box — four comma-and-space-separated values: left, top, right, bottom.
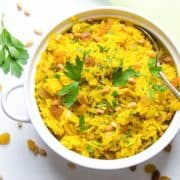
136, 26, 180, 100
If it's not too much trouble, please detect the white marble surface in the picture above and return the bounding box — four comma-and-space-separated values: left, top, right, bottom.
0, 0, 179, 179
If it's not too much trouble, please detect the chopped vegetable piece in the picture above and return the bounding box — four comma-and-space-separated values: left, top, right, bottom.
112, 67, 139, 86
0, 132, 10, 145
64, 56, 84, 81
58, 82, 79, 108
171, 77, 180, 88
148, 58, 162, 77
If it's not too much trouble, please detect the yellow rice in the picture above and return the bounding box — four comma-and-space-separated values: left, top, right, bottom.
35, 18, 180, 159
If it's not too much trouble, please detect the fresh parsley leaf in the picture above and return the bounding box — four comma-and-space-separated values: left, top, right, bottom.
112, 67, 139, 86
0, 18, 29, 77
79, 115, 85, 132
0, 47, 5, 65
148, 58, 162, 77
11, 61, 23, 77
2, 55, 11, 73
58, 81, 79, 108
64, 56, 84, 81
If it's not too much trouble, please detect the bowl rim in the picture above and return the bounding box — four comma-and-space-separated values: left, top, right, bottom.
24, 6, 180, 170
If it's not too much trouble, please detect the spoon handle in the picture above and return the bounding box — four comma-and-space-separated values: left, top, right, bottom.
159, 72, 180, 100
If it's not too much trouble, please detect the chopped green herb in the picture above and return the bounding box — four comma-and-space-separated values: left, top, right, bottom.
112, 67, 139, 86
97, 85, 103, 90
152, 84, 167, 92
0, 15, 29, 77
83, 49, 91, 59
112, 99, 118, 108
64, 55, 84, 81
148, 58, 162, 77
97, 44, 109, 52
111, 90, 118, 97
79, 115, 85, 132
54, 73, 61, 79
58, 81, 79, 108
148, 83, 167, 99
97, 101, 107, 110
86, 144, 94, 154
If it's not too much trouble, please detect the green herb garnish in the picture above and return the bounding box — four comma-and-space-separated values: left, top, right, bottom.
58, 81, 79, 108
0, 14, 29, 77
148, 83, 167, 99
112, 67, 139, 86
97, 44, 109, 53
54, 73, 61, 79
111, 90, 118, 97
148, 58, 162, 77
152, 84, 167, 92
59, 55, 84, 107
86, 144, 94, 154
64, 55, 84, 81
79, 115, 86, 132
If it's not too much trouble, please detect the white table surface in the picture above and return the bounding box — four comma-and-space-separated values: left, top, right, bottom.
0, 0, 180, 179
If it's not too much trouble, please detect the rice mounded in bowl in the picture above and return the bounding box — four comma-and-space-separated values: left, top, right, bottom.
35, 18, 180, 159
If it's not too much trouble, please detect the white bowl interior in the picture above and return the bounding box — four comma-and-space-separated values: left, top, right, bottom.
24, 7, 180, 170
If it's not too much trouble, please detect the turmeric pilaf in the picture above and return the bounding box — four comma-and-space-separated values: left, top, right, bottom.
35, 18, 180, 159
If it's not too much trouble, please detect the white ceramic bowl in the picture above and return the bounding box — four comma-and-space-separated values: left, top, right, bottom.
3, 7, 180, 170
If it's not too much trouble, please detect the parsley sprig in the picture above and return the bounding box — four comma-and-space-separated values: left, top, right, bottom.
58, 55, 84, 107
0, 14, 29, 77
148, 58, 162, 77
112, 67, 140, 86
58, 81, 79, 108
64, 56, 84, 81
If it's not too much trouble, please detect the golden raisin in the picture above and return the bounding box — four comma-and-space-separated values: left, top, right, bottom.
160, 176, 171, 180
164, 144, 172, 152
151, 169, 160, 180
67, 162, 76, 169
38, 147, 47, 156
129, 165, 137, 172
0, 132, 10, 145
144, 164, 156, 173
27, 139, 39, 155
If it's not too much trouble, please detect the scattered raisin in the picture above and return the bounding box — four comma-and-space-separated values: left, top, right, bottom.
129, 165, 137, 172
160, 176, 171, 180
164, 144, 172, 152
0, 132, 10, 145
151, 169, 160, 180
67, 162, 76, 169
144, 164, 156, 173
